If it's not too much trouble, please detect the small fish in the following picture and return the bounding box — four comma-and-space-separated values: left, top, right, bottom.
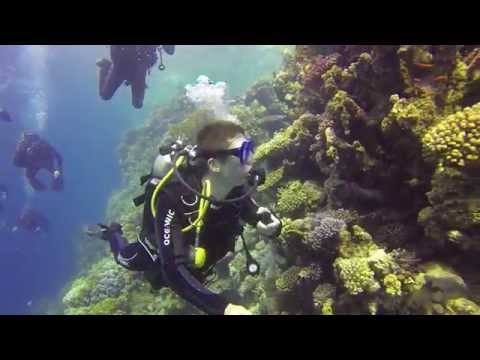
0, 108, 12, 122
26, 300, 33, 307
414, 62, 434, 70
434, 75, 448, 83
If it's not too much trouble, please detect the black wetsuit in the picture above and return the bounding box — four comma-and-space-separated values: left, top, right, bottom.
13, 135, 64, 191
0, 108, 12, 122
17, 209, 49, 233
107, 174, 262, 315
99, 45, 160, 109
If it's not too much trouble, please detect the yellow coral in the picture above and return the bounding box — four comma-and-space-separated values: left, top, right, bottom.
321, 298, 334, 315
445, 297, 480, 315
383, 274, 402, 297
422, 102, 480, 170
382, 94, 438, 137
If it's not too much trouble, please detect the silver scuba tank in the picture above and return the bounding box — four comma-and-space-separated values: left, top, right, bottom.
151, 152, 174, 179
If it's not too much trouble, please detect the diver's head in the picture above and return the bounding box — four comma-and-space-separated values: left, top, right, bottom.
22, 131, 40, 143
196, 120, 255, 188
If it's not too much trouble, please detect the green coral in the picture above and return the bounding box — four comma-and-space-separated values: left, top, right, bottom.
258, 165, 285, 192
278, 217, 310, 250
86, 297, 127, 315
275, 264, 322, 295
65, 296, 127, 315
422, 102, 480, 170
275, 266, 302, 293
382, 94, 438, 137
420, 166, 480, 251
423, 262, 467, 296
405, 262, 472, 314
167, 109, 218, 144
383, 274, 402, 297
338, 226, 379, 259
62, 277, 94, 308
313, 283, 336, 315
444, 55, 468, 113
334, 225, 414, 302
62, 257, 136, 315
334, 257, 380, 295
253, 113, 319, 164
321, 65, 352, 99
445, 297, 480, 315
326, 90, 365, 136
417, 206, 434, 225
368, 249, 397, 276
321, 299, 335, 315
352, 225, 373, 243
276, 180, 322, 217
230, 100, 268, 143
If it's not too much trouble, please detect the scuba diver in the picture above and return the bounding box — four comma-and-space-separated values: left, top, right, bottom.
0, 184, 6, 216
12, 208, 50, 234
90, 121, 282, 315
13, 131, 64, 192
0, 185, 7, 227
0, 108, 12, 122
96, 45, 175, 109
0, 184, 7, 201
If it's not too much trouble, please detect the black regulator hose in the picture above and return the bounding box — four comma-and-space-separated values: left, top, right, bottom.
171, 149, 263, 204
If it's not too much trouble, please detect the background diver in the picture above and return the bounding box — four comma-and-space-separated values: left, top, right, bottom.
0, 108, 12, 122
96, 45, 175, 109
13, 131, 64, 192
12, 208, 50, 234
0, 184, 7, 201
89, 121, 282, 315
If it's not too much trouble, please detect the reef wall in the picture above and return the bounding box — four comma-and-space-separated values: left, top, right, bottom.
62, 45, 480, 315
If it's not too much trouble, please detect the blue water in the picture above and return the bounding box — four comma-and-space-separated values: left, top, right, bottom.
0, 45, 287, 314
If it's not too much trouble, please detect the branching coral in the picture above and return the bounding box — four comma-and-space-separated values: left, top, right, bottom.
303, 53, 341, 90
253, 112, 320, 165
313, 283, 336, 315
303, 214, 346, 254
258, 165, 285, 192
382, 94, 438, 137
276, 180, 323, 218
334, 257, 380, 295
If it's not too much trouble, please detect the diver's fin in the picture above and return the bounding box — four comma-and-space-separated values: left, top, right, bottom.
163, 45, 175, 55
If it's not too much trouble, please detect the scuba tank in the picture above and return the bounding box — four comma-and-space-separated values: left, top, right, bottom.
134, 139, 187, 206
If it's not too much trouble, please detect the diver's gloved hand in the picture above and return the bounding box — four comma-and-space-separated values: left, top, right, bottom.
224, 303, 252, 315
98, 222, 123, 241
256, 207, 282, 238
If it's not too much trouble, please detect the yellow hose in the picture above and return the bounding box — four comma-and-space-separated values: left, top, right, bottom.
150, 155, 186, 218
150, 155, 211, 235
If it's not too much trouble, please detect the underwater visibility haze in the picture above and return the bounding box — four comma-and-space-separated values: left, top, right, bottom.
1, 45, 480, 315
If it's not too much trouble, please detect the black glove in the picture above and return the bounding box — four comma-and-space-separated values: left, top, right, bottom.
97, 222, 123, 241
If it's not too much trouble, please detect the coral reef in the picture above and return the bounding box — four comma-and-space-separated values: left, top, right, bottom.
61, 45, 480, 315
422, 103, 480, 171
276, 180, 323, 218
